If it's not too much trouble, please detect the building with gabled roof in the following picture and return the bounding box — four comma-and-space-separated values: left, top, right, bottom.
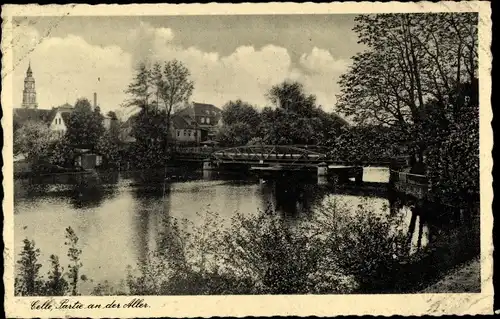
175, 102, 222, 141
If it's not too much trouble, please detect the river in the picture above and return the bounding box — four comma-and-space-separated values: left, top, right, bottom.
13, 166, 467, 294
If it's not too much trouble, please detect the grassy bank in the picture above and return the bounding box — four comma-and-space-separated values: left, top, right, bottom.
421, 257, 480, 293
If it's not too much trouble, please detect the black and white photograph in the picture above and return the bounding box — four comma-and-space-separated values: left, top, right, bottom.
2, 2, 493, 317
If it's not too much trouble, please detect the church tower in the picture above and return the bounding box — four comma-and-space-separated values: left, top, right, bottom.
22, 62, 38, 109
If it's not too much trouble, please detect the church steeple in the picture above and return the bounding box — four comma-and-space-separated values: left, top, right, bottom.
22, 62, 38, 109
27, 61, 32, 76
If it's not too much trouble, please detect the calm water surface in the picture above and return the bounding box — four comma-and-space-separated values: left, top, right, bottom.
14, 167, 426, 293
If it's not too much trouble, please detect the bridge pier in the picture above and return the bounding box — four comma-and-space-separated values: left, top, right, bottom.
317, 162, 328, 185
203, 159, 216, 171
354, 167, 363, 185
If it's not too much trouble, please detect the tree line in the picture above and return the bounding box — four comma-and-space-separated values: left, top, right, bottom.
336, 13, 479, 204
14, 98, 122, 171
215, 81, 348, 147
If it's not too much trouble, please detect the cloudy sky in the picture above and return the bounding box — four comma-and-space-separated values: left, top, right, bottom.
11, 15, 365, 116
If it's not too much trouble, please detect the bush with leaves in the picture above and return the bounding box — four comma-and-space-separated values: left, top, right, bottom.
47, 136, 75, 168
307, 200, 408, 292
96, 132, 121, 169
15, 226, 88, 296
126, 198, 415, 294
65, 226, 86, 296
44, 255, 69, 296
15, 239, 44, 296
14, 121, 56, 164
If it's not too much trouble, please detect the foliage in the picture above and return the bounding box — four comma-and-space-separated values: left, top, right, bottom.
91, 280, 128, 296
326, 125, 404, 163
127, 199, 417, 294
47, 136, 75, 168
216, 122, 256, 146
267, 81, 317, 116
107, 111, 118, 120
247, 137, 265, 146
65, 226, 85, 296
16, 199, 473, 295
221, 100, 261, 128
425, 80, 479, 203
124, 59, 194, 162
15, 239, 44, 296
44, 255, 69, 296
13, 121, 55, 163
259, 107, 322, 145
309, 200, 408, 292
337, 13, 478, 157
15, 227, 89, 296
216, 100, 261, 146
96, 132, 121, 168
127, 108, 171, 168
151, 60, 194, 117
215, 81, 347, 147
124, 62, 152, 109
66, 98, 105, 150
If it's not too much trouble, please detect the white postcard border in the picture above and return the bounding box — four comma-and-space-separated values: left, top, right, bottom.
2, 2, 493, 317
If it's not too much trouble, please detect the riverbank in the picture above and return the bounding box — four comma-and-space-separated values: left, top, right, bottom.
421, 257, 481, 293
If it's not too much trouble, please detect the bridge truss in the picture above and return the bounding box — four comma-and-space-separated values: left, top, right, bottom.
210, 145, 328, 166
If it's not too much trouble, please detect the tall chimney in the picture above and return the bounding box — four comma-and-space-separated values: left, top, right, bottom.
93, 92, 97, 109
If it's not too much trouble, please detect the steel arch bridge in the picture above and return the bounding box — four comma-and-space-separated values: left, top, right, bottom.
209, 145, 328, 166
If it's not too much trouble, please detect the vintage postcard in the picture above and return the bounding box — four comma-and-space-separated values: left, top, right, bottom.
1, 2, 494, 317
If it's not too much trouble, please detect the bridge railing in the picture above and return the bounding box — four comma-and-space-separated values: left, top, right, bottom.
390, 170, 428, 185
174, 146, 219, 154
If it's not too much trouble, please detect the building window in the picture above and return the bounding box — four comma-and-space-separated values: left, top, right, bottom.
206, 117, 211, 124
177, 131, 180, 137
194, 131, 197, 137
183, 130, 186, 136
201, 117, 205, 124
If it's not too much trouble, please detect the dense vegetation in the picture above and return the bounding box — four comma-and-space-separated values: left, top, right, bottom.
14, 98, 122, 171
336, 13, 479, 204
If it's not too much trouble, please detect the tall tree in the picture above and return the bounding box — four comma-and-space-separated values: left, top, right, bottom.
66, 98, 105, 150
221, 100, 261, 128
124, 62, 152, 110
259, 81, 342, 145
267, 81, 317, 117
337, 13, 478, 158
153, 59, 194, 150
216, 100, 261, 146
124, 59, 194, 157
14, 121, 55, 162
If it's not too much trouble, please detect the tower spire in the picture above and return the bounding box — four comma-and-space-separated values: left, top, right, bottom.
22, 62, 37, 108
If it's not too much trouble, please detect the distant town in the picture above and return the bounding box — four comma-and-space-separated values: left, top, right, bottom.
13, 62, 229, 172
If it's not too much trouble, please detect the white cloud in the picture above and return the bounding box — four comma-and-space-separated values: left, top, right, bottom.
295, 47, 351, 109
13, 22, 350, 115
13, 25, 133, 113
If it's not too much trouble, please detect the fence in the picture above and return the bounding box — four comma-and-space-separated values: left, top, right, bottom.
389, 170, 430, 199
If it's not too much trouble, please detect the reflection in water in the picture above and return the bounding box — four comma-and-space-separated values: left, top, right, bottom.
13, 167, 472, 293
258, 176, 325, 218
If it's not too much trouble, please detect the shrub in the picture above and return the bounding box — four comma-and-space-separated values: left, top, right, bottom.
15, 239, 44, 296
44, 255, 69, 296
127, 199, 409, 294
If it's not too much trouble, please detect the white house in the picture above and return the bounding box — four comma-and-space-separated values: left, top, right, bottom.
48, 104, 73, 138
